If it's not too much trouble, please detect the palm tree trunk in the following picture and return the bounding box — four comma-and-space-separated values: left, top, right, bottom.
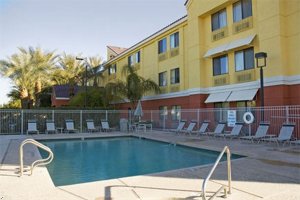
20, 88, 29, 109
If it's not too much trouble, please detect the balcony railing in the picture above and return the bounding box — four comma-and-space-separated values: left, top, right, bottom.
233, 16, 253, 34
235, 69, 255, 83
212, 26, 228, 42
213, 74, 230, 86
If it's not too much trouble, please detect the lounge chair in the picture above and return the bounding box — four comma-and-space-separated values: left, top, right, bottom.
215, 122, 243, 140
45, 120, 57, 134
180, 121, 197, 135
86, 119, 98, 133
291, 140, 300, 146
192, 121, 210, 136
26, 119, 39, 135
240, 122, 270, 143
261, 123, 295, 146
170, 120, 186, 134
65, 119, 78, 133
101, 120, 113, 132
207, 122, 226, 137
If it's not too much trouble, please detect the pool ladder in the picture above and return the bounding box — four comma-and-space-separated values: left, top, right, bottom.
202, 146, 232, 200
19, 139, 54, 176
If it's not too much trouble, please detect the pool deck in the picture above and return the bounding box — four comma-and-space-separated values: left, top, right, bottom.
0, 131, 299, 200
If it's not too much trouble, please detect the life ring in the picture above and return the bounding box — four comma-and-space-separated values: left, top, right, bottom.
243, 112, 254, 124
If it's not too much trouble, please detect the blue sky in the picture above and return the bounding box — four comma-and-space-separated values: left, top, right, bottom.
0, 0, 186, 105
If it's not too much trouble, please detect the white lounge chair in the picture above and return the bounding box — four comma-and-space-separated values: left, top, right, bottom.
215, 122, 243, 140
192, 121, 210, 136
26, 119, 39, 135
207, 122, 226, 137
240, 122, 270, 143
86, 119, 98, 133
180, 121, 197, 135
101, 120, 113, 132
65, 119, 78, 133
261, 123, 295, 146
170, 120, 186, 134
45, 120, 57, 134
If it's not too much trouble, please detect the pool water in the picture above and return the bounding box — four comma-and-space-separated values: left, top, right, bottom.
39, 137, 243, 186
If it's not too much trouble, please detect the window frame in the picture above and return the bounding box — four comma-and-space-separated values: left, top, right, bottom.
158, 38, 167, 54
170, 68, 180, 84
171, 105, 181, 121
108, 64, 116, 75
233, 0, 252, 23
213, 55, 228, 76
234, 47, 254, 72
159, 71, 167, 87
159, 106, 168, 120
211, 9, 227, 31
170, 32, 179, 49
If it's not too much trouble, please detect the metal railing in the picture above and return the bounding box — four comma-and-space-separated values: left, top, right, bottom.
0, 106, 299, 138
202, 146, 231, 200
19, 139, 54, 176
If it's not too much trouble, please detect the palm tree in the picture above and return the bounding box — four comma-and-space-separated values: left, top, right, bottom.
85, 56, 103, 87
0, 51, 35, 108
109, 65, 160, 109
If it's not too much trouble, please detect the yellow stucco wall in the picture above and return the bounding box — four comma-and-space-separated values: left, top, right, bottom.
103, 0, 300, 93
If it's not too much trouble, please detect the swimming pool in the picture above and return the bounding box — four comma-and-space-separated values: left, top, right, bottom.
39, 137, 243, 186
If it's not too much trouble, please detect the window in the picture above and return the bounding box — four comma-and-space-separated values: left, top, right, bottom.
170, 68, 180, 84
233, 0, 252, 22
128, 51, 141, 66
171, 105, 181, 121
214, 102, 229, 122
235, 48, 254, 71
159, 106, 168, 120
128, 55, 134, 66
159, 71, 167, 86
211, 9, 227, 31
213, 55, 228, 76
135, 51, 140, 63
108, 64, 116, 75
158, 38, 167, 54
170, 32, 179, 49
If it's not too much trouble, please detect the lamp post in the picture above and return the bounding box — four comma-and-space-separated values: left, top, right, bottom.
76, 57, 88, 108
255, 52, 267, 120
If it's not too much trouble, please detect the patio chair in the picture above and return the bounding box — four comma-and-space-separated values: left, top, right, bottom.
191, 121, 210, 136
169, 120, 186, 134
180, 121, 197, 135
207, 122, 226, 137
65, 119, 78, 133
215, 122, 243, 140
101, 120, 113, 132
45, 120, 57, 134
26, 119, 39, 135
240, 122, 270, 143
261, 123, 295, 146
86, 119, 98, 133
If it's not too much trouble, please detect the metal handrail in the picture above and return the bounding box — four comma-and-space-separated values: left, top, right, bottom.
202, 146, 232, 200
19, 139, 54, 176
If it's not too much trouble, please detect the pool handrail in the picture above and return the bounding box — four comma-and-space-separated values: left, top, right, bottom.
19, 139, 54, 176
202, 146, 231, 200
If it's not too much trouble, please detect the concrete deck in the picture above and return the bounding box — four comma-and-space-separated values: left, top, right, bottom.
0, 131, 299, 200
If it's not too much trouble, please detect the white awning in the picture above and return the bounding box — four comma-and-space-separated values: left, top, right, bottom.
224, 35, 256, 51
227, 89, 258, 102
204, 34, 256, 58
205, 91, 231, 103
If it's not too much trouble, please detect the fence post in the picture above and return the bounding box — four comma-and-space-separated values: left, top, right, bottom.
52, 110, 54, 121
151, 110, 153, 122
197, 109, 200, 128
285, 106, 289, 123
106, 110, 108, 121
21, 110, 24, 135
163, 113, 166, 130
80, 110, 83, 133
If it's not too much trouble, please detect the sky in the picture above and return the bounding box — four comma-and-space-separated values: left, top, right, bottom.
0, 0, 187, 105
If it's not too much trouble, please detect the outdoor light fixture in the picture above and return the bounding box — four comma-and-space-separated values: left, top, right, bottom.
255, 52, 267, 120
75, 57, 88, 108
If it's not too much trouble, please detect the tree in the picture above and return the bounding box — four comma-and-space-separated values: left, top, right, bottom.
109, 65, 160, 109
0, 47, 58, 108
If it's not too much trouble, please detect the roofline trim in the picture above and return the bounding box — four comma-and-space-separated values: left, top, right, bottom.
105, 15, 187, 65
